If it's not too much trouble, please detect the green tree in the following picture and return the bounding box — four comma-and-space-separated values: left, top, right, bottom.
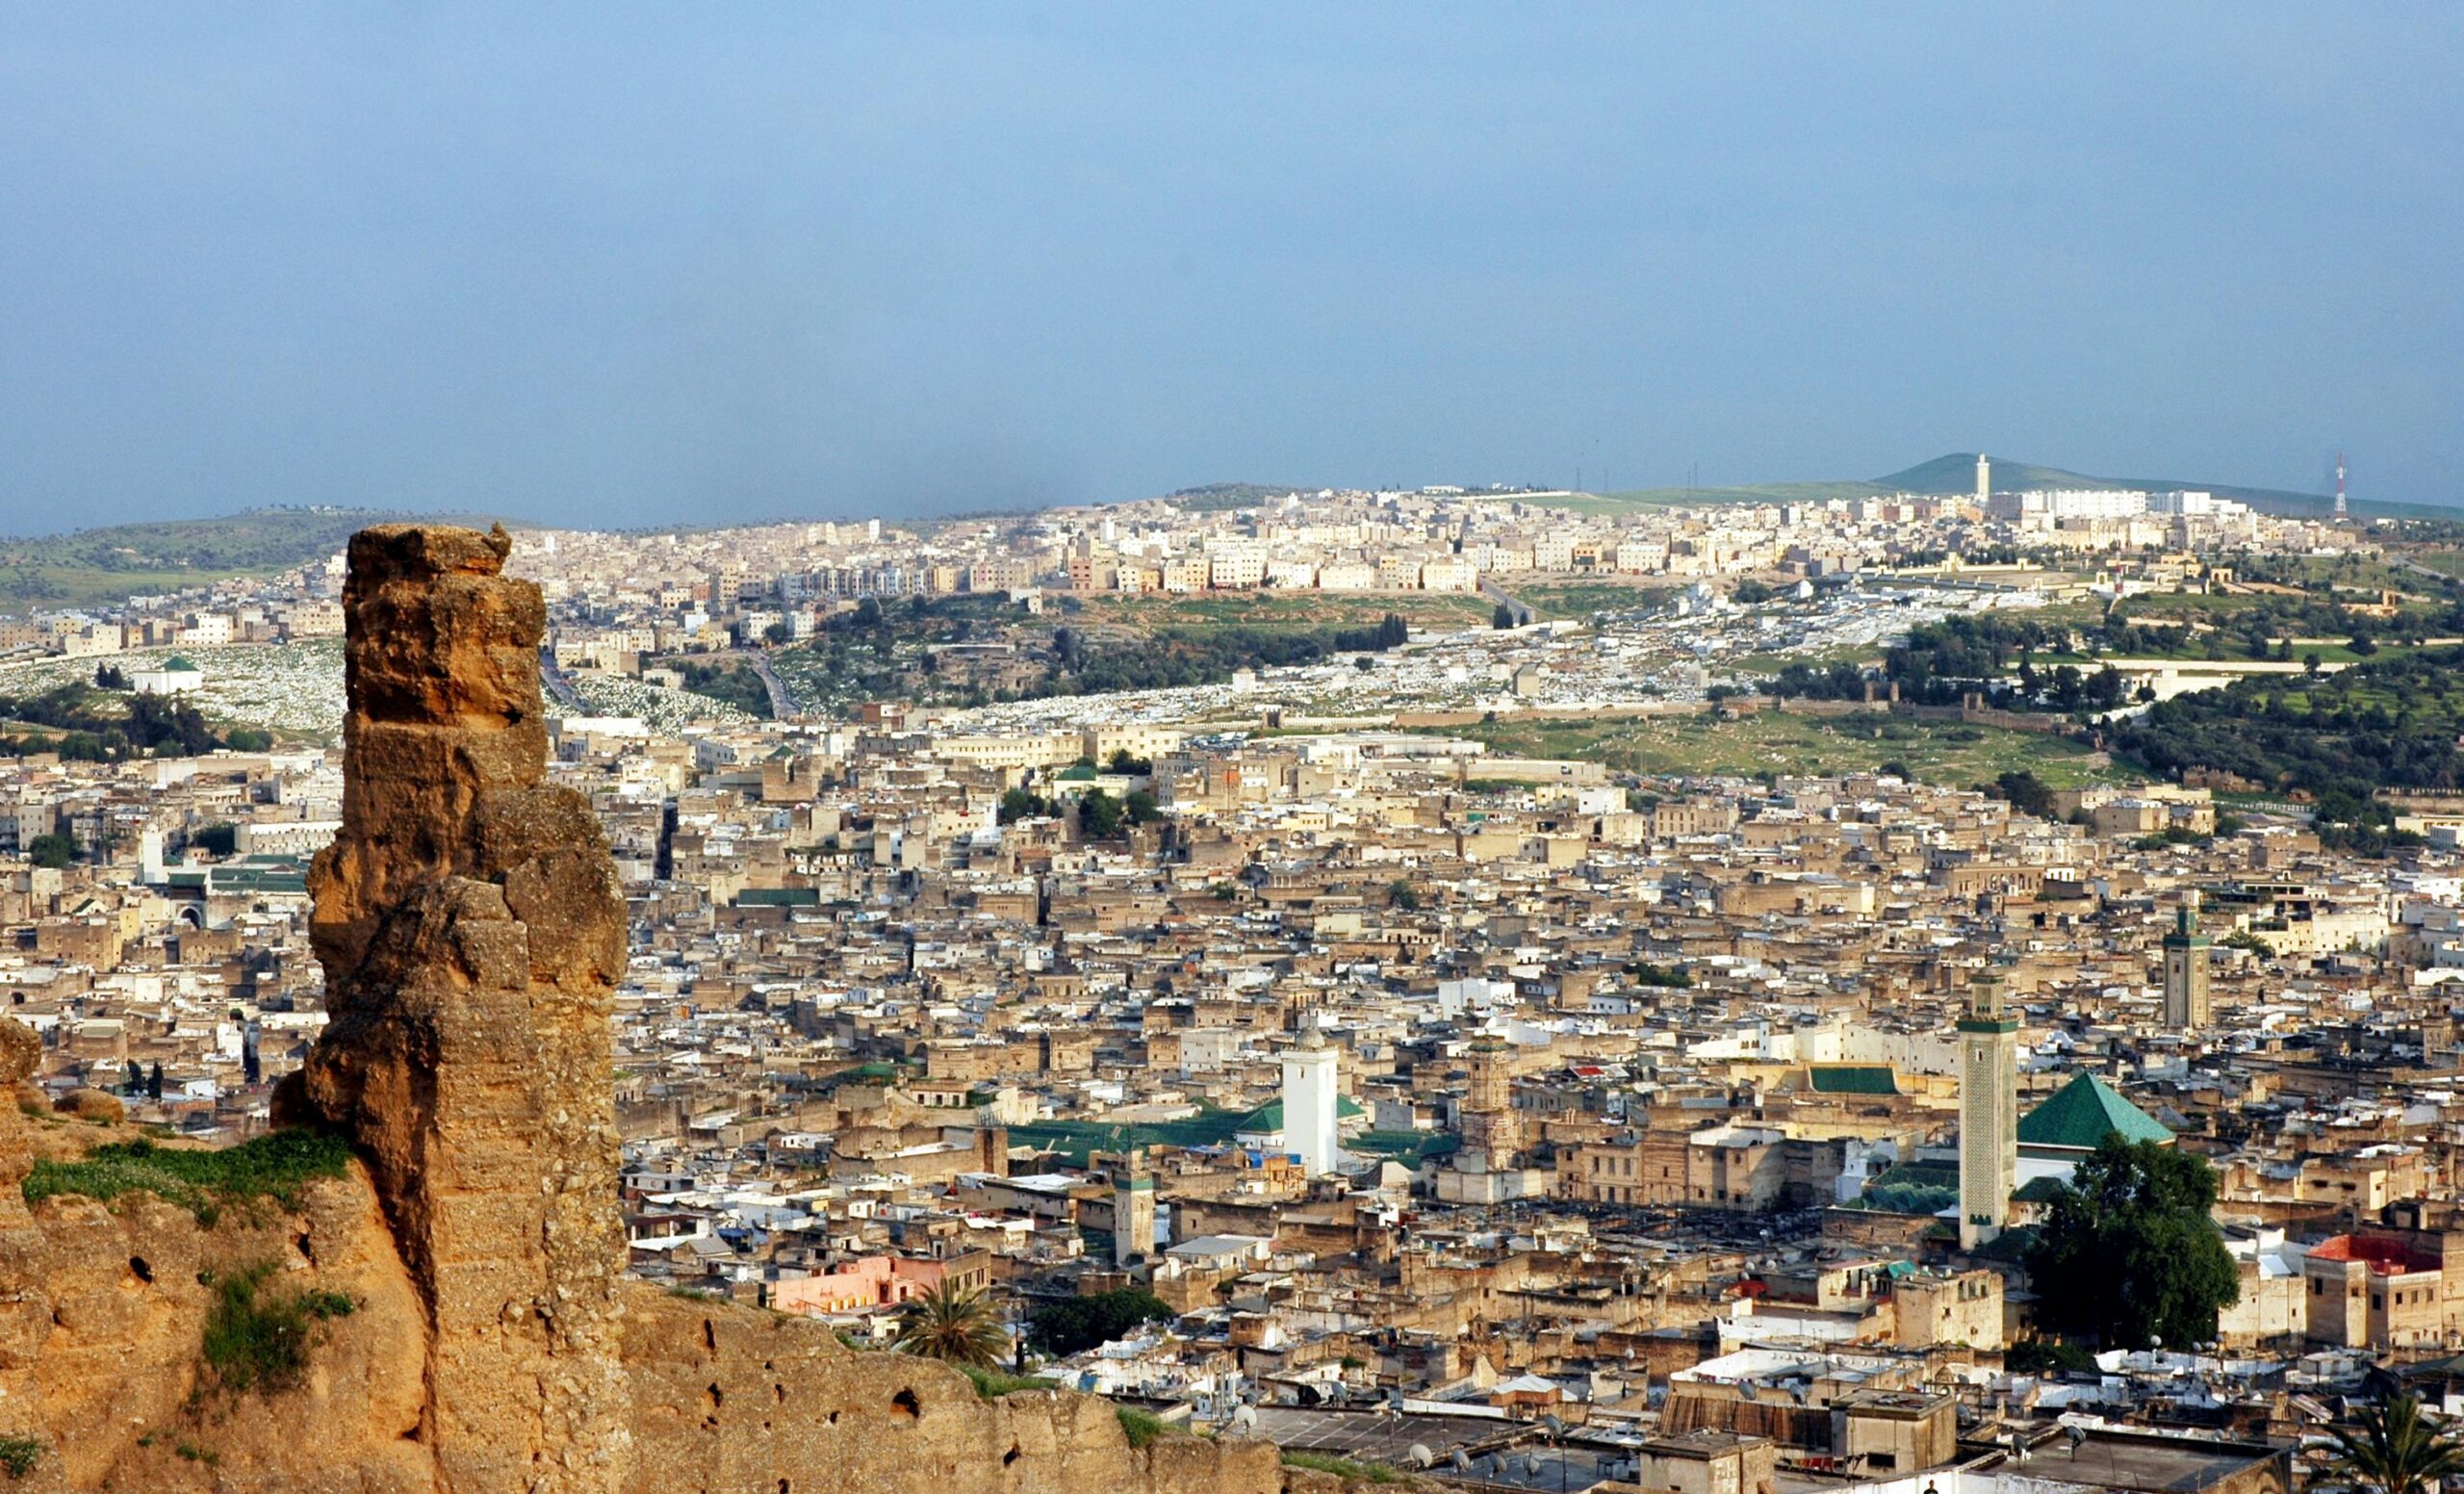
1123, 789, 1161, 826
1028, 1289, 1172, 1356
1492, 603, 1515, 630
2023, 1136, 2238, 1349
2322, 1395, 2464, 1494
26, 833, 76, 869
1989, 770, 2055, 818
888, 1279, 1008, 1370
1077, 788, 1124, 838
2003, 1337, 2098, 1376
1388, 880, 1421, 912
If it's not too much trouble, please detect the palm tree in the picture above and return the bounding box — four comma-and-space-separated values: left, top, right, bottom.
2321, 1394, 2464, 1494
888, 1279, 1007, 1369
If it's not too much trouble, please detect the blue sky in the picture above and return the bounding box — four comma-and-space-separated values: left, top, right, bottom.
2, 5, 2457, 529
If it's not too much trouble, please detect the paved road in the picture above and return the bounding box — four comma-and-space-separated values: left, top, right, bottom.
1478, 579, 1532, 628
538, 648, 584, 710
2392, 557, 2464, 592
738, 649, 796, 718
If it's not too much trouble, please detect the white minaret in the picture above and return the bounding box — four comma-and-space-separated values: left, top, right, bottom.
1958, 971, 2018, 1249
1281, 1032, 1341, 1175
1975, 453, 1991, 505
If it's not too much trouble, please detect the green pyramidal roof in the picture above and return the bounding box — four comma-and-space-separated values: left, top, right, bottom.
2018, 1071, 2173, 1150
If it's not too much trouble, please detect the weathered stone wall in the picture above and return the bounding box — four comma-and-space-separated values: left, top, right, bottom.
624, 1292, 1279, 1494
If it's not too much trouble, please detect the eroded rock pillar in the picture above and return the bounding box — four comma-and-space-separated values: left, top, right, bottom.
295, 524, 630, 1494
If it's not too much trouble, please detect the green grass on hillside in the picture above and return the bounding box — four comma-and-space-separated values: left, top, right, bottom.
1524, 454, 2447, 521
22, 1129, 354, 1224
1438, 708, 2123, 789
1510, 578, 1681, 618
0, 507, 512, 608
1282, 1452, 1407, 1483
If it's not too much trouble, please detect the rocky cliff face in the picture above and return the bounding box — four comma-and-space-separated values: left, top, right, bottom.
293, 523, 632, 1493
0, 525, 1279, 1494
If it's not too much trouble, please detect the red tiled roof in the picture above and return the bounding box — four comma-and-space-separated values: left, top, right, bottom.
2311, 1234, 2439, 1275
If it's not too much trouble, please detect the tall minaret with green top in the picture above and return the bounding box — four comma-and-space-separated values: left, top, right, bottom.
1958, 969, 2018, 1249
2163, 889, 2211, 1029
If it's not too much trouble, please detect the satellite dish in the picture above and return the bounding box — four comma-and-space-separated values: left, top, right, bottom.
1231, 1405, 1257, 1434
1451, 1451, 1473, 1473
1525, 1455, 1545, 1478
1406, 1445, 1434, 1470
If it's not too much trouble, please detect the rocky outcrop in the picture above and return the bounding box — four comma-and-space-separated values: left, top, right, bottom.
290, 523, 631, 1494
0, 525, 1276, 1494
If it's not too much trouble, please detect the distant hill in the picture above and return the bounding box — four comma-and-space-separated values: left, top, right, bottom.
1163, 482, 1312, 512
1578, 453, 2451, 521
1872, 453, 2378, 517
0, 505, 514, 610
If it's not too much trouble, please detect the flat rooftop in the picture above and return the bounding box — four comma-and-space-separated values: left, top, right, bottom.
1798, 1430, 2288, 1494
1249, 1407, 1617, 1492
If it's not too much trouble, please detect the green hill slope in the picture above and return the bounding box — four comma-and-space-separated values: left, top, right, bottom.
1563, 453, 2447, 521
0, 506, 514, 609
1872, 453, 2370, 516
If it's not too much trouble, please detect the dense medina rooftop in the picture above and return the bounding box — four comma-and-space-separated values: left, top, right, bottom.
0, 493, 2452, 1492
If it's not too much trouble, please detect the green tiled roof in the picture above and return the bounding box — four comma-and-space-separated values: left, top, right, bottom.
2017, 1071, 2173, 1151
1236, 1096, 1367, 1131
1808, 1064, 1898, 1096
735, 888, 820, 907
